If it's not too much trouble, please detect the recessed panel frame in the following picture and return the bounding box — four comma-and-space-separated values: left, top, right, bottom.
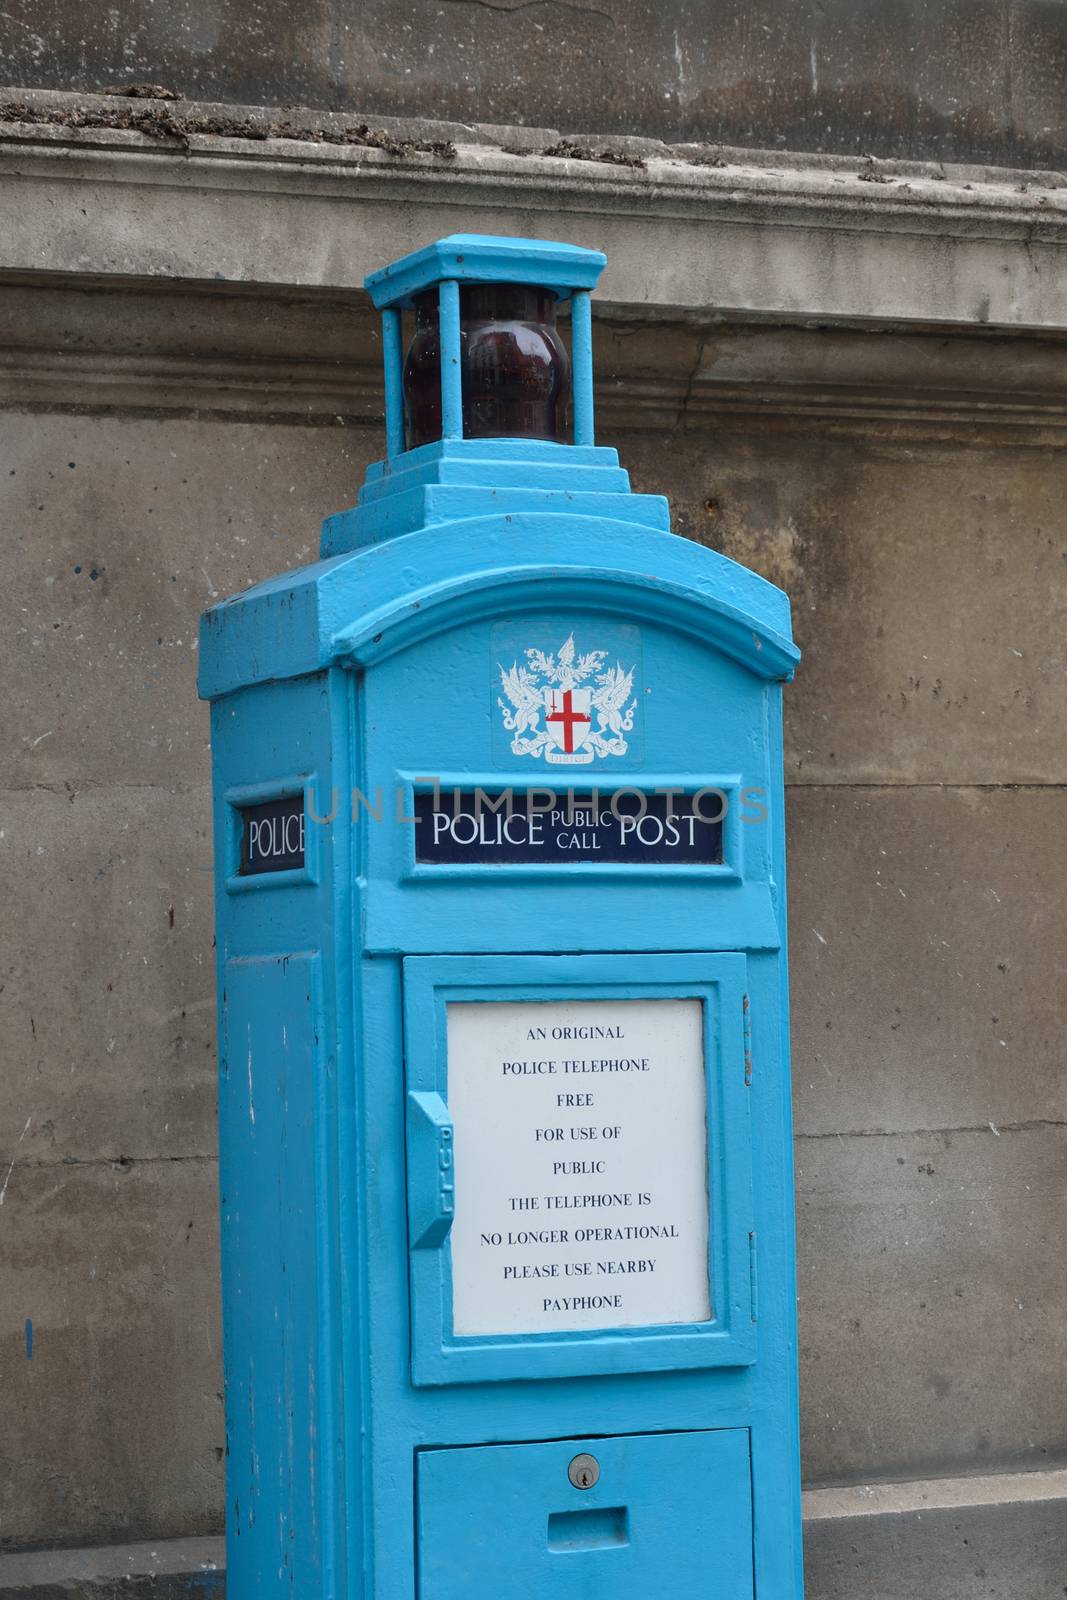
403, 952, 755, 1386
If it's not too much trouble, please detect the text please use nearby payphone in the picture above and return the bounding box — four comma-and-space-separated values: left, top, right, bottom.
200, 235, 803, 1600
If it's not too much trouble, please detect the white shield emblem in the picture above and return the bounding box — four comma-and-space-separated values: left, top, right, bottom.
496, 632, 636, 765
543, 686, 593, 764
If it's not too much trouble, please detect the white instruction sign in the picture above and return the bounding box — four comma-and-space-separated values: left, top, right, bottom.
447, 997, 712, 1336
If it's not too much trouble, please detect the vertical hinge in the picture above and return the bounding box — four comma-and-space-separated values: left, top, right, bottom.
742, 993, 753, 1085
748, 1231, 759, 1322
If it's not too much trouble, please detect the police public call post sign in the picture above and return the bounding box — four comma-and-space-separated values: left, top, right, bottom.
200, 234, 803, 1600
414, 789, 726, 864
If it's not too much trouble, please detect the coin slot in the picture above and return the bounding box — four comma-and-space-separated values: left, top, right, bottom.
547, 1506, 629, 1553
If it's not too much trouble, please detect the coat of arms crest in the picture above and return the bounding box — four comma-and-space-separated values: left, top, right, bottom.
497, 633, 637, 765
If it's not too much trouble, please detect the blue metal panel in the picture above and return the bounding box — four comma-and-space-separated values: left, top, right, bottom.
438, 279, 463, 441
363, 439, 619, 476
755, 687, 806, 1600
219, 952, 324, 1591
355, 451, 632, 502
403, 953, 755, 1385
570, 289, 595, 446
322, 487, 669, 555
207, 672, 351, 1600
380, 308, 405, 460
417, 1430, 753, 1600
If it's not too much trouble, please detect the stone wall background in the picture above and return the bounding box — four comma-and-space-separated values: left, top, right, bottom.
1, 2, 1067, 1579
3, 0, 1067, 168
1, 278, 1064, 1552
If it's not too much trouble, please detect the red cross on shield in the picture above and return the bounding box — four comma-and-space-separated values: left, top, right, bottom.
544, 687, 593, 763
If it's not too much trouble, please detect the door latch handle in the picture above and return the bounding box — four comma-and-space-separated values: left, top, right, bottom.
407, 1090, 455, 1249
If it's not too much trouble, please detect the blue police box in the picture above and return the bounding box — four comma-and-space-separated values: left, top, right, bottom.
199, 235, 803, 1600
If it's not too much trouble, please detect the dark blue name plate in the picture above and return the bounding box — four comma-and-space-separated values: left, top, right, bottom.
415, 790, 724, 866
239, 795, 306, 875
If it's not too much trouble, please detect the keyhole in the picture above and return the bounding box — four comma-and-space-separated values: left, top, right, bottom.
567, 1452, 600, 1490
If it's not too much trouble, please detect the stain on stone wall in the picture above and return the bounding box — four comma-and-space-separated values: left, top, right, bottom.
3, 0, 1067, 166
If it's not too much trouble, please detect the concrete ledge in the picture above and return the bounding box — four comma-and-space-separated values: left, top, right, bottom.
3, 274, 1067, 446
804, 1468, 1067, 1600
3, 1469, 1064, 1597
2, 88, 1067, 331
0, 1536, 224, 1597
